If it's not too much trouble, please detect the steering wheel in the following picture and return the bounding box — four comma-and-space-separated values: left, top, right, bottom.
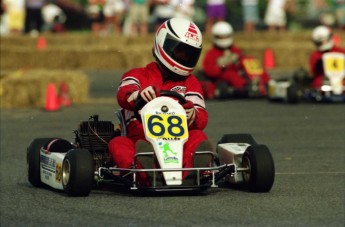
134, 90, 186, 122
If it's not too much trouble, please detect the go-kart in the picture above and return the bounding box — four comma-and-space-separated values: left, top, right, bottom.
268, 52, 345, 103
27, 91, 275, 196
199, 57, 269, 99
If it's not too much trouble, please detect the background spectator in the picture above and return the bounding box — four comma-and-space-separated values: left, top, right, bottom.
205, 0, 227, 35
171, 0, 195, 20
86, 0, 105, 36
334, 0, 345, 30
0, 0, 8, 36
103, 0, 125, 35
264, 0, 288, 32
24, 0, 46, 36
41, 0, 66, 33
125, 0, 150, 36
2, 0, 26, 36
152, 0, 174, 30
241, 0, 259, 32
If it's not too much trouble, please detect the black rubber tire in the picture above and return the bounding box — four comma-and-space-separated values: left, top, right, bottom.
242, 145, 275, 192
62, 149, 93, 196
287, 83, 300, 104
27, 138, 57, 187
215, 81, 231, 99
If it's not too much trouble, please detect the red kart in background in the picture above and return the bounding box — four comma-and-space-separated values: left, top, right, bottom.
198, 56, 270, 100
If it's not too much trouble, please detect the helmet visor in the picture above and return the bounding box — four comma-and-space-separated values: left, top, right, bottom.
163, 33, 202, 68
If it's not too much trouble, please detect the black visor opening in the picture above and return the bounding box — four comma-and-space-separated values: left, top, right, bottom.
214, 34, 232, 39
163, 33, 202, 68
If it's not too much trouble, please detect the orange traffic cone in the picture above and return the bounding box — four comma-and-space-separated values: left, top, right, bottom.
58, 82, 72, 107
263, 48, 275, 69
37, 36, 47, 50
333, 33, 342, 47
44, 83, 59, 111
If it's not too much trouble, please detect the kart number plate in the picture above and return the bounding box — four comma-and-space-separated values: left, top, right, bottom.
243, 58, 264, 76
323, 52, 345, 77
324, 57, 345, 74
144, 114, 188, 140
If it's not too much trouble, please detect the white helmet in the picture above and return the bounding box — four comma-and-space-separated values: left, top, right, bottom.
211, 21, 234, 49
311, 25, 334, 51
153, 18, 203, 77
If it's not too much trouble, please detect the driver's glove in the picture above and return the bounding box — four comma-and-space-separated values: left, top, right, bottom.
182, 100, 196, 126
126, 86, 160, 104
216, 50, 239, 68
140, 86, 160, 102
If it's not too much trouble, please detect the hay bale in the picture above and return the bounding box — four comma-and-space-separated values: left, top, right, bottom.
1, 31, 344, 71
0, 69, 89, 108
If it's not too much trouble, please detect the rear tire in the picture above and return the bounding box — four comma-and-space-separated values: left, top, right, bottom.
215, 82, 233, 99
27, 138, 58, 187
62, 149, 93, 196
242, 145, 275, 192
287, 83, 300, 104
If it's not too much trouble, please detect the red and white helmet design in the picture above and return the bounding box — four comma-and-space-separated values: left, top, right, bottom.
153, 18, 203, 77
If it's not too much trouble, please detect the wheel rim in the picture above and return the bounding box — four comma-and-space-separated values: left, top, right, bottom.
242, 155, 251, 182
62, 159, 71, 186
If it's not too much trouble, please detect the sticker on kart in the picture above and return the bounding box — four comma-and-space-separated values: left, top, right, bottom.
144, 114, 188, 140
242, 58, 264, 77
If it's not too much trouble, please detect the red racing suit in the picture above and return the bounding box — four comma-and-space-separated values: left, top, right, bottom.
309, 46, 345, 88
202, 44, 270, 91
203, 45, 246, 89
108, 62, 209, 180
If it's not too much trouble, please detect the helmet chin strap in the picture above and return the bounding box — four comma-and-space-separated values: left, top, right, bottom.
157, 61, 187, 82
153, 50, 188, 82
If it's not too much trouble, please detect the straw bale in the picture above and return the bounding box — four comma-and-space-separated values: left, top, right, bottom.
1, 31, 344, 71
0, 69, 89, 108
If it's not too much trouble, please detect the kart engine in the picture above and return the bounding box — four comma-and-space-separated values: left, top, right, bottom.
74, 115, 119, 170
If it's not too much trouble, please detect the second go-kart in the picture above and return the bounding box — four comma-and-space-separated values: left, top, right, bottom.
200, 57, 269, 99
27, 91, 275, 196
268, 52, 345, 103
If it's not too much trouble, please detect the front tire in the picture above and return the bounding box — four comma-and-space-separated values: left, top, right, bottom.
62, 149, 93, 196
242, 145, 275, 192
27, 138, 58, 187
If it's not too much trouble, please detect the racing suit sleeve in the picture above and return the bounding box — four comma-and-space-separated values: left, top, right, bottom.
185, 76, 208, 130
116, 70, 142, 111
309, 52, 318, 77
190, 106, 208, 130
202, 49, 223, 79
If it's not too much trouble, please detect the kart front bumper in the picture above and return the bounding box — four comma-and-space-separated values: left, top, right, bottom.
97, 164, 237, 193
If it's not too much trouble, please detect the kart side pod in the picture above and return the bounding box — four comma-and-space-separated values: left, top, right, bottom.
217, 143, 248, 184
217, 135, 275, 193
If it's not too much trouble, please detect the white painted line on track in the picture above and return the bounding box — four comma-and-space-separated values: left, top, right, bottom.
276, 172, 345, 175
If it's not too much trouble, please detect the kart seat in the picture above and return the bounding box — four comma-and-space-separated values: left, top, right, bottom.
115, 109, 127, 136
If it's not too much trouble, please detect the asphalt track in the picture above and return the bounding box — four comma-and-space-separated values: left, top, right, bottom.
0, 70, 344, 226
